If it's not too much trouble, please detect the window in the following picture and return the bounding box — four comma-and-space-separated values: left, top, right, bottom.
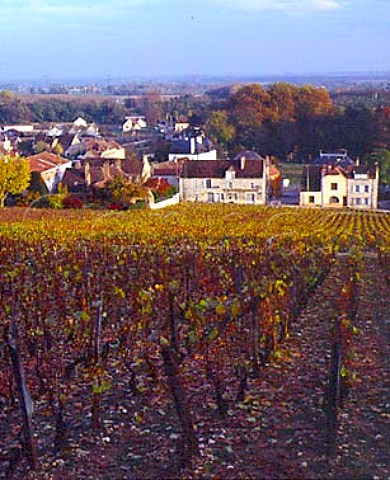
309, 195, 315, 203
364, 185, 370, 193
331, 183, 338, 190
207, 192, 214, 203
250, 182, 255, 189
225, 170, 235, 181
355, 185, 360, 193
356, 198, 362, 205
246, 193, 256, 204
221, 193, 225, 201
365, 198, 370, 205
205, 179, 212, 189
227, 181, 233, 189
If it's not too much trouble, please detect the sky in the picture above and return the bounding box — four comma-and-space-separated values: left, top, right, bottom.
0, 0, 389, 80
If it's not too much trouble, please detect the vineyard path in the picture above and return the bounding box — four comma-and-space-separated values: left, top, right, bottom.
212, 252, 390, 480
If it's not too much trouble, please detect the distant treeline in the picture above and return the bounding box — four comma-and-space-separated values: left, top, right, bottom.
1, 84, 390, 162
201, 83, 390, 160
0, 90, 131, 125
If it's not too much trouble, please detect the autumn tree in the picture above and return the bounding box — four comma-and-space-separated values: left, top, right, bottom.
105, 175, 149, 207
293, 86, 335, 157
227, 84, 275, 126
268, 82, 298, 122
295, 85, 334, 119
0, 154, 31, 207
227, 85, 273, 149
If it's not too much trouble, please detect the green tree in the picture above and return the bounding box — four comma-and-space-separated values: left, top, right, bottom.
365, 148, 390, 185
205, 110, 235, 150
0, 93, 31, 124
34, 141, 50, 154
28, 171, 49, 196
0, 155, 31, 207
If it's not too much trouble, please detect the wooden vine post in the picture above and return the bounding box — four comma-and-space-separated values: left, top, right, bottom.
7, 323, 37, 470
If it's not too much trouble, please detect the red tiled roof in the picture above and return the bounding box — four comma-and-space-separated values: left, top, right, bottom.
27, 152, 70, 173
153, 159, 185, 177
83, 139, 122, 152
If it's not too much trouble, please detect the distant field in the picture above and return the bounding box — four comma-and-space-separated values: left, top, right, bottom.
16, 93, 180, 103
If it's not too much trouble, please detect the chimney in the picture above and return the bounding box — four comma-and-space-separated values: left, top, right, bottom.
84, 161, 91, 187
356, 156, 360, 166
240, 156, 246, 170
102, 159, 110, 181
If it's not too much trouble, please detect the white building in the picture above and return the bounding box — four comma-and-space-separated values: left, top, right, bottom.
122, 116, 147, 133
179, 157, 270, 204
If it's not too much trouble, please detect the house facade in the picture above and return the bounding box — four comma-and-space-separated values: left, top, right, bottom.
300, 162, 379, 209
347, 165, 379, 209
179, 158, 269, 205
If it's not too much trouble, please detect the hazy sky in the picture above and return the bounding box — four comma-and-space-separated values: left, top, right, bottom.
0, 0, 389, 80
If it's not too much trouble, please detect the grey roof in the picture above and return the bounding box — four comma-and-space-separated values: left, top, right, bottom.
233, 150, 265, 161
181, 159, 264, 179
313, 151, 354, 168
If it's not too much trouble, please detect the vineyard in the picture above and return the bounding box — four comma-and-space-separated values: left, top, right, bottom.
0, 204, 389, 479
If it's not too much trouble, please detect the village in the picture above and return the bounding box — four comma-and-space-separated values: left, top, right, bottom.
0, 114, 385, 212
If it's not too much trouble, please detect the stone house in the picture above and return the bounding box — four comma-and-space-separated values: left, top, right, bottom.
179, 157, 270, 204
